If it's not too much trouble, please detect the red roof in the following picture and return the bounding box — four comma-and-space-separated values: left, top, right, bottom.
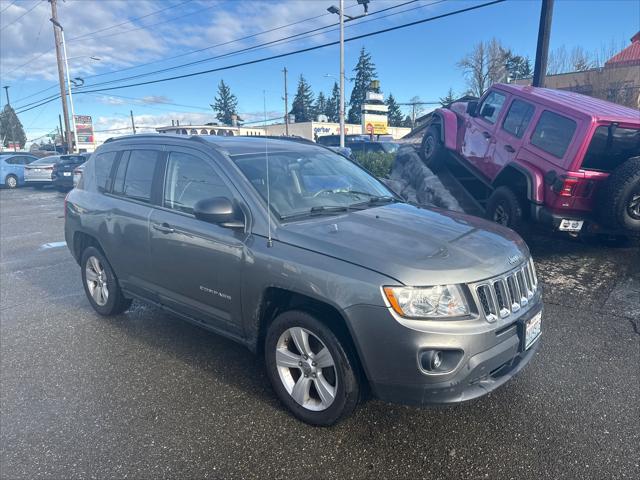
605, 32, 640, 67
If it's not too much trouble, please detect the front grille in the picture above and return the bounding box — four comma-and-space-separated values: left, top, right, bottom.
475, 258, 538, 322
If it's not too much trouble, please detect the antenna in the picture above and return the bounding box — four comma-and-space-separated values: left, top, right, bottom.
264, 90, 273, 248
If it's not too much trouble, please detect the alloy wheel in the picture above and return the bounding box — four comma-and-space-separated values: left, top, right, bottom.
493, 204, 510, 225
628, 191, 640, 220
6, 176, 17, 188
85, 256, 109, 306
423, 135, 435, 159
275, 327, 338, 411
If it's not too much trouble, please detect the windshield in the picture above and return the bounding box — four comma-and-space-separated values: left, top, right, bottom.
30, 156, 60, 165
582, 125, 640, 172
231, 147, 395, 219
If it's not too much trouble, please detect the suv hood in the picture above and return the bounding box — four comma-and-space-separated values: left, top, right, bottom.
278, 203, 530, 286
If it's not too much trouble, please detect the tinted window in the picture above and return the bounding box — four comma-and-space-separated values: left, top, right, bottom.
112, 152, 129, 195
30, 156, 61, 165
94, 151, 117, 193
479, 91, 506, 124
582, 126, 640, 172
530, 111, 577, 158
119, 150, 159, 202
163, 152, 231, 214
502, 100, 535, 138
5, 156, 34, 165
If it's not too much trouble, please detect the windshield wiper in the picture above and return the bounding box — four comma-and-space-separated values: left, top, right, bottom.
349, 195, 399, 208
279, 205, 351, 220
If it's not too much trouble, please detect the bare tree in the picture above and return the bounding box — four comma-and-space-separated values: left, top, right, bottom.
569, 46, 593, 71
547, 46, 569, 75
457, 39, 510, 97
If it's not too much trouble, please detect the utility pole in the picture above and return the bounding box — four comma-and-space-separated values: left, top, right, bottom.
339, 0, 345, 148
58, 114, 64, 151
282, 67, 289, 136
50, 0, 72, 154
532, 0, 554, 87
130, 110, 136, 134
3, 86, 17, 151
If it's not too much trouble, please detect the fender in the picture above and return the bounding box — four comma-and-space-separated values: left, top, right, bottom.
433, 109, 458, 151
498, 162, 545, 204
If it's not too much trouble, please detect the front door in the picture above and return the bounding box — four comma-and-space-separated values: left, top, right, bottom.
149, 148, 247, 334
461, 90, 508, 175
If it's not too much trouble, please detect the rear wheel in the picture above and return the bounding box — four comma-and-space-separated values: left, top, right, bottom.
486, 186, 525, 231
5, 174, 17, 189
599, 157, 640, 234
81, 246, 132, 316
420, 126, 446, 171
264, 310, 360, 426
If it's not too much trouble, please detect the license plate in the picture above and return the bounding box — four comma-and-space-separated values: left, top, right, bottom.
525, 312, 542, 350
559, 219, 583, 232
63, 172, 71, 176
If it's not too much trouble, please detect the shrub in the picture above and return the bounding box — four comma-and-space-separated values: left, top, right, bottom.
352, 151, 395, 178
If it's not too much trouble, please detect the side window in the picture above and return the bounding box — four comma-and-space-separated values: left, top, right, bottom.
112, 152, 129, 195
530, 111, 577, 159
478, 91, 507, 124
163, 151, 232, 215
502, 100, 535, 139
119, 150, 159, 202
94, 151, 118, 193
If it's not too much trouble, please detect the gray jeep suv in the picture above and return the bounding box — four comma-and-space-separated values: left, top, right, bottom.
65, 134, 543, 425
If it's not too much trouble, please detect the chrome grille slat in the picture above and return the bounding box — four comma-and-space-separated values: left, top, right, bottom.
475, 259, 538, 322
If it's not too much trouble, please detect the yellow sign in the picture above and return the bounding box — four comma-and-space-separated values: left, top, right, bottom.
365, 120, 388, 135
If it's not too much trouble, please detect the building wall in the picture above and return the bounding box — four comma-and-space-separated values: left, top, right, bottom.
263, 122, 411, 141
515, 64, 640, 109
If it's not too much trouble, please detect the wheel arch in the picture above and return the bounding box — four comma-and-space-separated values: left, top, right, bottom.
432, 109, 458, 151
255, 287, 369, 388
493, 163, 540, 203
72, 231, 106, 265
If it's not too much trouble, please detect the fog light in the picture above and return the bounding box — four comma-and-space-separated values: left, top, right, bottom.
432, 351, 442, 369
422, 350, 443, 371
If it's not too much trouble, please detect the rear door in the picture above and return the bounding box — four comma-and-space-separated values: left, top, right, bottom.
148, 147, 247, 334
105, 148, 163, 296
462, 90, 508, 174
486, 98, 536, 180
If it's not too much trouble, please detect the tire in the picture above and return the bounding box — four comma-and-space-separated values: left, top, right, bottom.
80, 246, 132, 316
264, 310, 360, 426
5, 175, 18, 189
419, 126, 445, 171
486, 186, 525, 231
598, 157, 640, 233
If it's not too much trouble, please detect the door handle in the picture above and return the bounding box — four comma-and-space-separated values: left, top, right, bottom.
482, 131, 492, 139
504, 144, 515, 153
153, 223, 175, 234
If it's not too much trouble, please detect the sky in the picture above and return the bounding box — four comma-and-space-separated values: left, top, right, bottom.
0, 0, 638, 146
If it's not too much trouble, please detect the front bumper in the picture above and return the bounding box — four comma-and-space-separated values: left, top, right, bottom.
344, 296, 542, 406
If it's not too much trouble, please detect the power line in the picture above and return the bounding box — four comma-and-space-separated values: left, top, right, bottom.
0, 0, 39, 32
67, 0, 193, 41
13, 0, 505, 114
0, 1, 18, 15
66, 0, 429, 92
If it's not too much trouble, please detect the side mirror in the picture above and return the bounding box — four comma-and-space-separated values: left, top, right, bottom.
466, 101, 478, 116
193, 197, 244, 229
480, 104, 495, 118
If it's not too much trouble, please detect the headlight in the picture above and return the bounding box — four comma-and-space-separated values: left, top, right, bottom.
383, 285, 469, 319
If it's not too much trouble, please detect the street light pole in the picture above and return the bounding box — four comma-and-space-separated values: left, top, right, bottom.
339, 0, 345, 148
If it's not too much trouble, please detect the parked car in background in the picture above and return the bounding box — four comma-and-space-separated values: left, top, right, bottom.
317, 134, 400, 156
0, 153, 38, 188
420, 83, 640, 240
52, 154, 90, 191
65, 134, 542, 425
24, 155, 64, 188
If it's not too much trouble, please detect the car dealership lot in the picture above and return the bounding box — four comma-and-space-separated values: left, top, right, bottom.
1, 188, 638, 479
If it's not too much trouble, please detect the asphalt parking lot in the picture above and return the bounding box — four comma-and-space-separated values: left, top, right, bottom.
1, 187, 638, 480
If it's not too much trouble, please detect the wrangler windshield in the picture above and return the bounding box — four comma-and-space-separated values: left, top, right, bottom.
582, 125, 640, 172
231, 148, 395, 219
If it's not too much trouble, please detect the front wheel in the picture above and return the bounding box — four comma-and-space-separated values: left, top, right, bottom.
264, 311, 360, 426
420, 126, 445, 171
486, 186, 525, 231
81, 246, 132, 316
5, 175, 18, 189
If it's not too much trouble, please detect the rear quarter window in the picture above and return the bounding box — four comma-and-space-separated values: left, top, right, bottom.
118, 150, 159, 203
581, 126, 640, 172
530, 111, 577, 159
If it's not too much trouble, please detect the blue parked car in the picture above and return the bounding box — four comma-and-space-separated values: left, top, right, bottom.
1, 153, 39, 188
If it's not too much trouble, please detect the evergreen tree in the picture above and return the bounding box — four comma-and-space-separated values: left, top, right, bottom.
0, 105, 26, 148
385, 93, 403, 127
401, 115, 413, 128
439, 88, 457, 107
212, 79, 239, 125
314, 92, 327, 120
347, 47, 378, 124
289, 75, 315, 123
325, 82, 340, 122
505, 53, 532, 81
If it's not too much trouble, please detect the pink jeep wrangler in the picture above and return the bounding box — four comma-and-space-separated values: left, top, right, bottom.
420, 84, 640, 239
